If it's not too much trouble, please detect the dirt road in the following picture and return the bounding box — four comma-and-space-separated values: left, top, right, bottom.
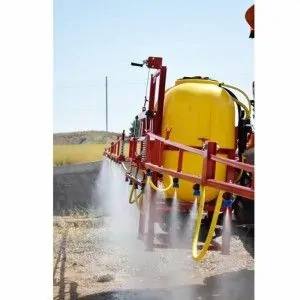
53, 216, 254, 300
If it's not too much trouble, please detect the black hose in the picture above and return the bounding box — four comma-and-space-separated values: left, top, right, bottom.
131, 62, 144, 67
222, 87, 247, 160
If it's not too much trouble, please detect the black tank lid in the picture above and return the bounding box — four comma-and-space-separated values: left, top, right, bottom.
179, 76, 218, 81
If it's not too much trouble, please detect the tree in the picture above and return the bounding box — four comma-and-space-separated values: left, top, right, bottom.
129, 118, 141, 137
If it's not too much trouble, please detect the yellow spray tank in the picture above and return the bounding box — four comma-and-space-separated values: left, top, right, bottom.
159, 78, 236, 203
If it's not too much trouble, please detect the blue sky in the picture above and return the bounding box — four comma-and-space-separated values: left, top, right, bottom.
54, 0, 253, 134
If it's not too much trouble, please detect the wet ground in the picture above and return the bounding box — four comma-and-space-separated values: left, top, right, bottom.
53, 216, 254, 300
53, 160, 254, 300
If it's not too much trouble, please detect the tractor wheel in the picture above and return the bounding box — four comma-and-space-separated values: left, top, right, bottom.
233, 197, 254, 224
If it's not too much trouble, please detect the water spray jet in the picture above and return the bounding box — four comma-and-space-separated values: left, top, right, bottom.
221, 192, 233, 255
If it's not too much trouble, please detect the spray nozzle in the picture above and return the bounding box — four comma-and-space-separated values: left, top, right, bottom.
173, 178, 179, 188
193, 183, 200, 196
223, 192, 233, 208
146, 169, 151, 177
223, 199, 233, 208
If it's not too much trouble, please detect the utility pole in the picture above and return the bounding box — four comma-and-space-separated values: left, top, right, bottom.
105, 76, 108, 132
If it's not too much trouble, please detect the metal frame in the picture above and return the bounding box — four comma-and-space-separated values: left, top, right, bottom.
104, 56, 255, 253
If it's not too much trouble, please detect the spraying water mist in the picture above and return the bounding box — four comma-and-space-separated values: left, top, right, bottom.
222, 208, 232, 256
169, 189, 180, 245
89, 159, 252, 299
186, 197, 199, 240
93, 159, 138, 240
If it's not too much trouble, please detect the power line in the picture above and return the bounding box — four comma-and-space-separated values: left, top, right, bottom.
105, 76, 108, 132
55, 81, 147, 89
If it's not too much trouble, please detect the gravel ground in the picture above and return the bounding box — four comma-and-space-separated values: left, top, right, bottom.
53, 160, 254, 300
53, 217, 254, 300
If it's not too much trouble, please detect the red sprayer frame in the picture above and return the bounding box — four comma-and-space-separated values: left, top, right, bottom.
104, 56, 254, 252
105, 132, 254, 199
104, 56, 254, 200
144, 133, 254, 199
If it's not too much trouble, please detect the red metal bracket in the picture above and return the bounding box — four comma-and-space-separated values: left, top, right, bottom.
146, 56, 163, 69
144, 133, 254, 200
132, 56, 167, 137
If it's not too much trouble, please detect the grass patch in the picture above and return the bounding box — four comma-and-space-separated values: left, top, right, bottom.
53, 143, 130, 166
53, 144, 106, 166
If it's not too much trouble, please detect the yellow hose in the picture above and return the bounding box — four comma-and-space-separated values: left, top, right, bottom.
147, 175, 173, 192
121, 162, 129, 173
129, 185, 136, 204
192, 188, 224, 260
135, 192, 144, 211
129, 185, 144, 204
128, 166, 145, 205
220, 83, 252, 119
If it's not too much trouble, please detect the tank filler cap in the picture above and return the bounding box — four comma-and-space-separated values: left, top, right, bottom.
175, 77, 221, 86
180, 76, 209, 80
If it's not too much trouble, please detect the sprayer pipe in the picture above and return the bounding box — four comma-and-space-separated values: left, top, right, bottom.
126, 174, 143, 186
